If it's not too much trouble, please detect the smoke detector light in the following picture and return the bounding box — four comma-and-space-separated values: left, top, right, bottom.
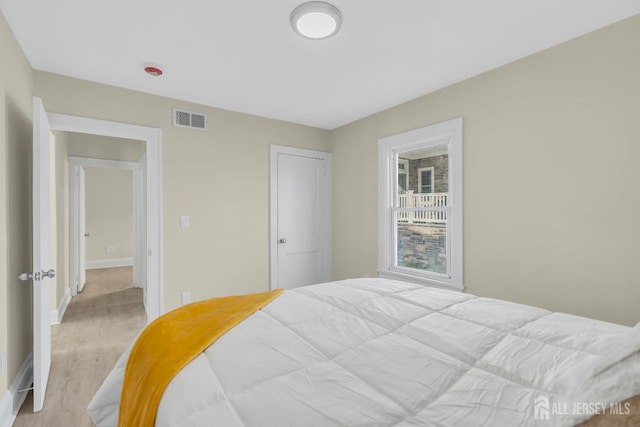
291, 2, 342, 40
144, 66, 163, 76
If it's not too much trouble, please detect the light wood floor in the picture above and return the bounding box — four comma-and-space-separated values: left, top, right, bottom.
14, 267, 146, 427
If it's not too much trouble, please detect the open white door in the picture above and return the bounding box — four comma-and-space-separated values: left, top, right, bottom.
32, 97, 54, 412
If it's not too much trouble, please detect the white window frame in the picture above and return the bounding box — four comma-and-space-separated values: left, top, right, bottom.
418, 166, 435, 193
378, 117, 463, 291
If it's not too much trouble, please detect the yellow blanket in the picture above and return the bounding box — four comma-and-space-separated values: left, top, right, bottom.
118, 289, 284, 427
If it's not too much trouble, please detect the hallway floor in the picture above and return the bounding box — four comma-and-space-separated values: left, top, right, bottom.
14, 267, 146, 427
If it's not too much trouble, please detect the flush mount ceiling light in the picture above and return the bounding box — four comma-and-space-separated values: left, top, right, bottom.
290, 2, 342, 40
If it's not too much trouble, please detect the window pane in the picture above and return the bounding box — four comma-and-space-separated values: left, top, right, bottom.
397, 214, 448, 275
398, 173, 407, 193
395, 144, 449, 275
421, 170, 432, 185
395, 145, 448, 205
419, 170, 433, 193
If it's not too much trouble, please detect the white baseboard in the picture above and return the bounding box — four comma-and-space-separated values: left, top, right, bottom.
0, 390, 10, 427
86, 257, 133, 270
50, 289, 71, 325
0, 352, 33, 427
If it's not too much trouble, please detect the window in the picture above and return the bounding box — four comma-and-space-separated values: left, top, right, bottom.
378, 118, 463, 291
418, 167, 434, 193
398, 159, 409, 193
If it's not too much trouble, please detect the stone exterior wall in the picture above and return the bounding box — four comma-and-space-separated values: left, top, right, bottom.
398, 223, 447, 274
405, 154, 448, 193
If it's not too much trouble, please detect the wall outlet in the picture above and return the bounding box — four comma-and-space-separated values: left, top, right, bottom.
181, 292, 191, 305
1, 349, 7, 374
106, 246, 115, 254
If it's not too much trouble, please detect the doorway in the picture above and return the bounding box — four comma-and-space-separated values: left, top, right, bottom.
269, 145, 332, 290
47, 111, 163, 322
68, 155, 146, 305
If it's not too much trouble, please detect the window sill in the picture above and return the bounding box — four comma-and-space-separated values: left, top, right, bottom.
378, 269, 464, 293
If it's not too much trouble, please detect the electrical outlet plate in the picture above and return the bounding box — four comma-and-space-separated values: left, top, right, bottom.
1, 349, 7, 374
181, 292, 191, 305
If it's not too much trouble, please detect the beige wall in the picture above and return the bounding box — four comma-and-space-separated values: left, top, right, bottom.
68, 133, 145, 162
85, 167, 134, 263
0, 12, 33, 399
34, 72, 332, 311
332, 15, 640, 326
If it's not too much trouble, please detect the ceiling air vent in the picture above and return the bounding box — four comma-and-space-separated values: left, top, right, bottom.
172, 108, 207, 131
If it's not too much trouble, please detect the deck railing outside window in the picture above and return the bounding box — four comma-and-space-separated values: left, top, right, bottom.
398, 191, 447, 224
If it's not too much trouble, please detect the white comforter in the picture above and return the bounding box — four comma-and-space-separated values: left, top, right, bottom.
88, 278, 640, 427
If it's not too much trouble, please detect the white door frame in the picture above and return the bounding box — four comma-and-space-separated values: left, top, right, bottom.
78, 166, 86, 291
69, 157, 145, 297
47, 112, 163, 323
269, 145, 332, 290
136, 154, 147, 310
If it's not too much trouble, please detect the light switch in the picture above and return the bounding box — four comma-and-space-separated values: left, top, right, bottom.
180, 215, 190, 229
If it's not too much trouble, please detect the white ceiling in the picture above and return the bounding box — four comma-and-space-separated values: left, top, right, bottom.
1, 1, 639, 130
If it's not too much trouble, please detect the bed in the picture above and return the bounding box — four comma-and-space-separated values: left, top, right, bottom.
87, 278, 640, 426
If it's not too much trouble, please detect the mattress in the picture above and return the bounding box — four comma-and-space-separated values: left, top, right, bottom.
87, 278, 640, 426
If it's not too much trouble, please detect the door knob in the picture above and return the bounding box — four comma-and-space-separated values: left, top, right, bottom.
279, 238, 287, 244
42, 269, 56, 279
18, 269, 54, 281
